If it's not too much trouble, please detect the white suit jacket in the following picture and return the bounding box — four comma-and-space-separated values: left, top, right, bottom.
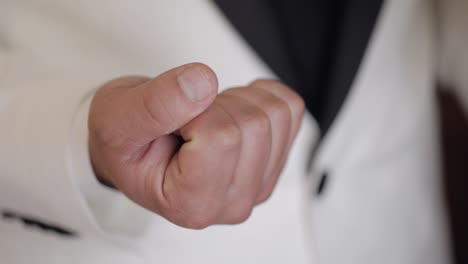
0, 0, 466, 263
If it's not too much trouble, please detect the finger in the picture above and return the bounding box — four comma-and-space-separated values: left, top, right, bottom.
89, 63, 218, 155
161, 103, 242, 229
249, 80, 305, 203
112, 134, 181, 213
250, 80, 305, 146
222, 86, 292, 203
213, 91, 272, 224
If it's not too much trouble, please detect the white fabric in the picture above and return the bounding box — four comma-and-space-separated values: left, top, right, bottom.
310, 1, 452, 263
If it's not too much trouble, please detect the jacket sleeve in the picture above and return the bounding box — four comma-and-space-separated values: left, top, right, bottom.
438, 0, 468, 114
0, 47, 151, 239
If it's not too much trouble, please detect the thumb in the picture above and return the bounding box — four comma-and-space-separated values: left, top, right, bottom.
89, 63, 218, 150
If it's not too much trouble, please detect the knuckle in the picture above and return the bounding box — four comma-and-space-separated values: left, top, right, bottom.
228, 201, 254, 224
266, 96, 292, 122
182, 216, 212, 230
250, 79, 305, 115
249, 79, 278, 88
271, 85, 305, 116
211, 120, 242, 149
250, 79, 288, 92
166, 197, 217, 230
249, 79, 305, 117
242, 109, 271, 135
289, 92, 306, 116
180, 208, 216, 230
256, 189, 273, 204
166, 189, 224, 230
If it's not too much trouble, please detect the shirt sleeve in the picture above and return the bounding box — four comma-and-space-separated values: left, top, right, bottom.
0, 49, 151, 239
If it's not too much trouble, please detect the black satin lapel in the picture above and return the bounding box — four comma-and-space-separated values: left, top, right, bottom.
214, 0, 383, 136
213, 0, 297, 87
321, 1, 384, 133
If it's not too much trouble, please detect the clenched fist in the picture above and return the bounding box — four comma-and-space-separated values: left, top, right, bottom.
89, 63, 304, 229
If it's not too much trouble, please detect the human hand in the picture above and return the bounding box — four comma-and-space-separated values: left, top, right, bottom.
89, 63, 304, 229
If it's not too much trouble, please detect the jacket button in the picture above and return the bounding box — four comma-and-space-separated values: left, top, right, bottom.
316, 171, 329, 196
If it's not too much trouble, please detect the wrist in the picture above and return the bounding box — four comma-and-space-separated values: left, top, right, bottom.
89, 141, 117, 190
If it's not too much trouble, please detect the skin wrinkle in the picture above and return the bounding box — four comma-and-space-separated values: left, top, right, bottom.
177, 102, 240, 190
222, 88, 279, 187
227, 87, 290, 158
123, 82, 175, 162
220, 93, 272, 133
254, 82, 304, 147
250, 82, 304, 203
160, 146, 187, 210
249, 85, 295, 190
208, 102, 244, 219
91, 81, 148, 163
143, 141, 165, 211
131, 136, 177, 213
113, 96, 150, 163
215, 96, 270, 190
216, 93, 272, 210
171, 101, 242, 224
140, 83, 170, 137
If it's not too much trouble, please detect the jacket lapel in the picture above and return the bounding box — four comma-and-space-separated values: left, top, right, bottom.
320, 1, 384, 133
213, 0, 298, 88
214, 0, 383, 135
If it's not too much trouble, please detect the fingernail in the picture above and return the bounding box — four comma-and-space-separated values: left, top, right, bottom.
177, 65, 213, 102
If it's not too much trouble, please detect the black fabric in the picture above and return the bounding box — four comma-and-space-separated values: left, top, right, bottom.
315, 170, 329, 196
2, 210, 76, 237
438, 89, 468, 264
214, 0, 383, 135
213, 1, 298, 88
